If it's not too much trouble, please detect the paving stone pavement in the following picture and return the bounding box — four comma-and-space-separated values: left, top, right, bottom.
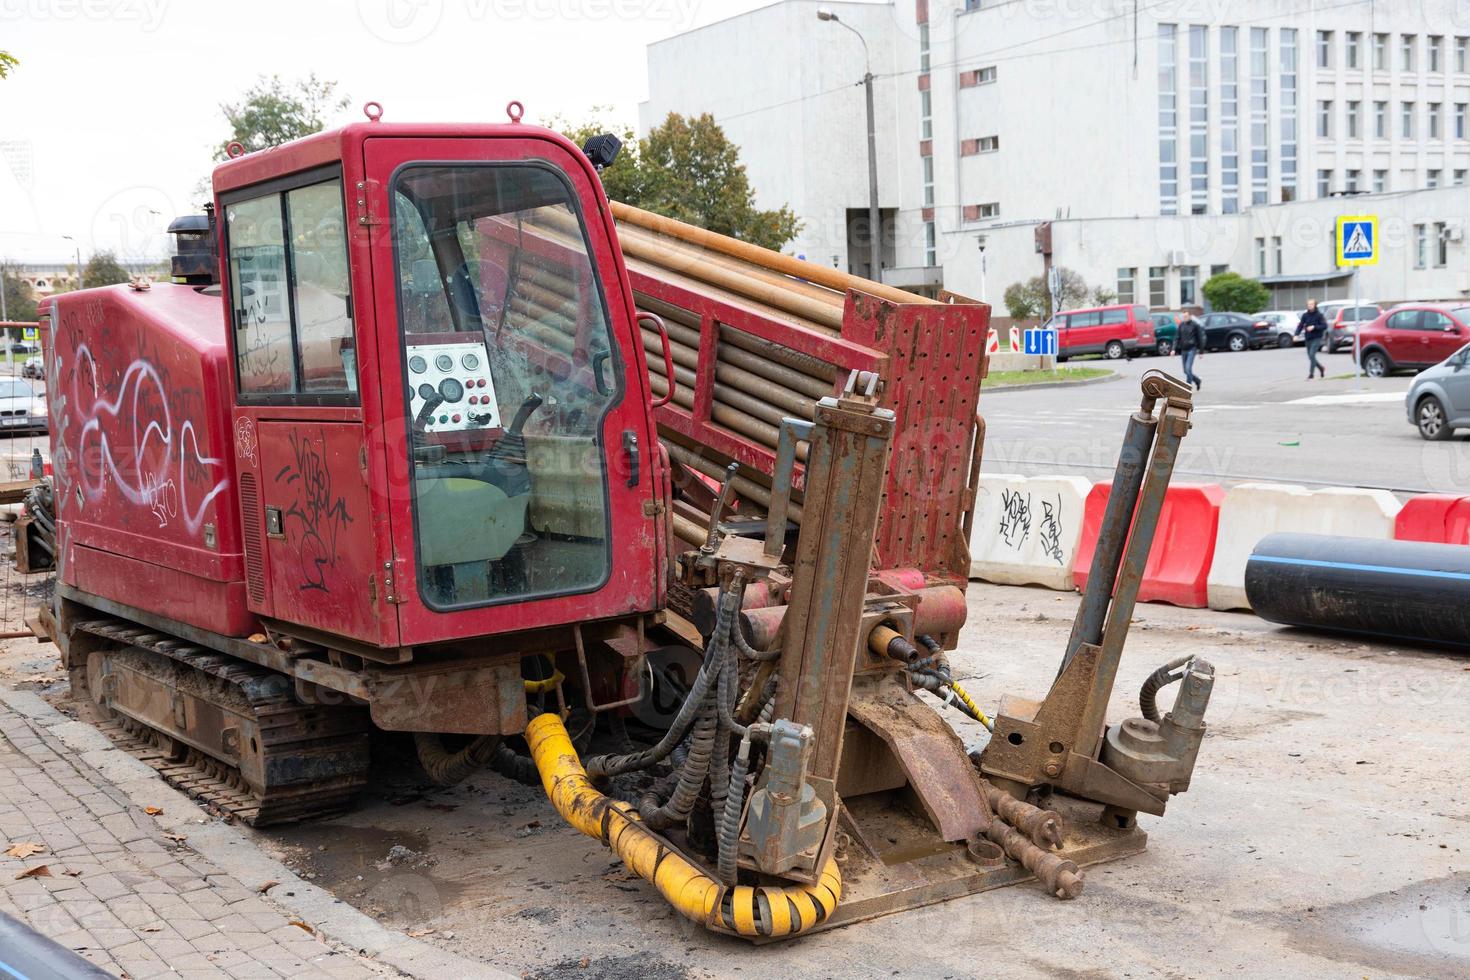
0, 694, 400, 979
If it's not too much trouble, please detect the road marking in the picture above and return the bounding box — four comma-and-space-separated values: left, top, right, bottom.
1285, 392, 1407, 406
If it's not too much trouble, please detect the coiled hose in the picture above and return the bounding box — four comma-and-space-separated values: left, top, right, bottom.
414, 732, 543, 787
1140, 654, 1193, 722
525, 712, 841, 939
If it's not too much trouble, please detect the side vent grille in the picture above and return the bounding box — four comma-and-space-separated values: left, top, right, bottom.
239, 472, 266, 604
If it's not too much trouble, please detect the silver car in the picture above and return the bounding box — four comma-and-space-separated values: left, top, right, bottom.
1406, 342, 1470, 440
0, 378, 47, 435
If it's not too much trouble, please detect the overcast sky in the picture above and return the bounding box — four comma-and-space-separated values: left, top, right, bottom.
0, 0, 818, 265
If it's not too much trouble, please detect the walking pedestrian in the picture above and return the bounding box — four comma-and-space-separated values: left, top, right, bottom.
1176, 307, 1205, 391
1296, 298, 1328, 379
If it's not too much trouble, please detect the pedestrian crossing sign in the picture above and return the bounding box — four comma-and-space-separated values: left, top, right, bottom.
1337, 215, 1378, 267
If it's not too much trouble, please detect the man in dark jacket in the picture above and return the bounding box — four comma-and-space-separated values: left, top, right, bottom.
1176, 307, 1205, 391
1295, 298, 1329, 379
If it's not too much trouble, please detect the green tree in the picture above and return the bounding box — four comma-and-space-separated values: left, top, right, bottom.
1202, 271, 1270, 314
0, 51, 17, 79
558, 111, 801, 251
1, 264, 37, 322
1090, 285, 1117, 306
1003, 266, 1090, 320
82, 251, 130, 289
215, 74, 348, 159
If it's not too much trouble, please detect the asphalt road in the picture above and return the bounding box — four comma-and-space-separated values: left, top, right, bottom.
982, 345, 1470, 495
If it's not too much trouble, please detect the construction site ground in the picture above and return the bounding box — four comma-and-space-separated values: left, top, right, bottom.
3, 577, 1466, 979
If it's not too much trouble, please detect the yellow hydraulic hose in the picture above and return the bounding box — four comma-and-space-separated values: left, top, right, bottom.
948, 681, 995, 731
524, 712, 842, 939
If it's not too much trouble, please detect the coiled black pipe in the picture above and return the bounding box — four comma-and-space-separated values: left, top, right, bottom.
1246, 533, 1470, 648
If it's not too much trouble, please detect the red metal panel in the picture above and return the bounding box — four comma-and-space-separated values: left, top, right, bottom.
257, 421, 386, 644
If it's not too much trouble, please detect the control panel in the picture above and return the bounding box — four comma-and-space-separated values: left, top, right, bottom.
406, 341, 501, 433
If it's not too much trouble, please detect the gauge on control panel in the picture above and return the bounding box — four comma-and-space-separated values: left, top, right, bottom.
418, 382, 437, 400
409, 355, 427, 374
406, 341, 500, 434
435, 353, 454, 372
461, 352, 481, 371
438, 378, 464, 403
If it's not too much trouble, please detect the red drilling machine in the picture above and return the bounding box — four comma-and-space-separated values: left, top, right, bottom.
33, 103, 1214, 939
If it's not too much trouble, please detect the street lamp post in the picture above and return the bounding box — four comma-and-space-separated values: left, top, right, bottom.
61, 235, 83, 290
817, 8, 882, 284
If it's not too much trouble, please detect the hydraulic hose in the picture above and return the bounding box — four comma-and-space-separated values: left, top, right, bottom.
1139, 655, 1193, 723
526, 712, 842, 939
718, 735, 753, 885
414, 733, 501, 786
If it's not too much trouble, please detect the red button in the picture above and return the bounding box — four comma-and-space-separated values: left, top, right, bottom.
468, 395, 478, 404
477, 378, 487, 388
452, 414, 461, 423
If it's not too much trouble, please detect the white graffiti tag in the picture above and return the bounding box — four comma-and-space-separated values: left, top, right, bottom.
72, 344, 229, 536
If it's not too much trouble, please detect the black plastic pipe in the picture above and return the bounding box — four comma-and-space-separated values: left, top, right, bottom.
1246, 533, 1470, 648
0, 911, 114, 979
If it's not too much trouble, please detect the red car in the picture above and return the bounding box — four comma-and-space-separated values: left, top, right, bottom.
1049, 303, 1156, 360
1356, 304, 1470, 376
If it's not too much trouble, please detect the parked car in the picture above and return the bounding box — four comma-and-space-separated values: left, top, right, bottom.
1405, 341, 1470, 439
21, 356, 42, 380
1197, 312, 1272, 351
1048, 303, 1156, 360
0, 377, 46, 434
1357, 305, 1470, 377
1149, 313, 1177, 355
1322, 301, 1383, 352
1255, 310, 1301, 347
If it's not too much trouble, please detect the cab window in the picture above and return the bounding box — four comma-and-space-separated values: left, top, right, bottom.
225, 174, 356, 401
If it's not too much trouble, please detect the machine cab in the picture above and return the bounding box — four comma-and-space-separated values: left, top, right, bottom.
216, 116, 665, 651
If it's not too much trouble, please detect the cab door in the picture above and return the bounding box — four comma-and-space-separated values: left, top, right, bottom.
361, 134, 662, 646
223, 171, 396, 647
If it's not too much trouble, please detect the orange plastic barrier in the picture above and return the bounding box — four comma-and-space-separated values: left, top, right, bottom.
1394, 494, 1470, 545
1073, 482, 1225, 608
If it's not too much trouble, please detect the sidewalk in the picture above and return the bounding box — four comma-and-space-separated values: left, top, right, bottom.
0, 686, 399, 979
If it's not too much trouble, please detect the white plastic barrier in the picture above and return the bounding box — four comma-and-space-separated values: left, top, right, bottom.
969, 474, 1091, 590
1207, 483, 1402, 611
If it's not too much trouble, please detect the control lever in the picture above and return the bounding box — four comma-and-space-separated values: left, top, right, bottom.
701, 462, 741, 556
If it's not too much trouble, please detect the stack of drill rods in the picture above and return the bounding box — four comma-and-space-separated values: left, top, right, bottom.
662, 437, 803, 544
979, 780, 1065, 850
983, 818, 1084, 900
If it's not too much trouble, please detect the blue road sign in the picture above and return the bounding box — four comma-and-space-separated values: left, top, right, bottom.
1023, 328, 1058, 356
1337, 215, 1378, 266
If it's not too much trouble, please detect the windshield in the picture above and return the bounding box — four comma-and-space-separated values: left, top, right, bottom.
0, 379, 33, 399
391, 162, 621, 610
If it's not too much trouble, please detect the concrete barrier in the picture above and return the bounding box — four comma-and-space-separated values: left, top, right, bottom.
1207, 483, 1402, 611
1394, 494, 1470, 545
1074, 482, 1224, 608
969, 473, 1090, 590
987, 352, 1046, 372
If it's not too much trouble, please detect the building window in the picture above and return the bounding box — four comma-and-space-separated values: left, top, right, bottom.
919, 22, 930, 72
1428, 168, 1442, 188
1117, 267, 1137, 305
1211, 263, 1229, 278
1159, 24, 1180, 214
1345, 101, 1360, 138
1255, 237, 1267, 276
1188, 25, 1209, 214
1317, 100, 1333, 138
1316, 30, 1333, 68
979, 135, 999, 152
1457, 103, 1468, 139
1272, 236, 1283, 274
1346, 169, 1361, 192
1402, 101, 1416, 139
920, 89, 932, 140
1374, 101, 1388, 138
977, 66, 996, 84
924, 221, 936, 267
1317, 169, 1333, 196
1430, 35, 1444, 72
1402, 34, 1416, 72
1148, 266, 1168, 307
1430, 102, 1443, 139
976, 202, 999, 218
923, 155, 935, 206
1221, 26, 1239, 214
1281, 30, 1293, 202
1373, 169, 1388, 192
1179, 266, 1198, 306
1456, 169, 1468, 186
1374, 33, 1389, 70
1346, 31, 1361, 69
1414, 223, 1428, 268
1458, 36, 1468, 72
1436, 223, 1449, 266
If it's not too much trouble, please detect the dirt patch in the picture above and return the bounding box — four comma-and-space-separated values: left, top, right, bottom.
526, 953, 694, 980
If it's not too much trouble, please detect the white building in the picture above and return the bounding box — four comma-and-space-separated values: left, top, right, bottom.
640, 0, 1470, 315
